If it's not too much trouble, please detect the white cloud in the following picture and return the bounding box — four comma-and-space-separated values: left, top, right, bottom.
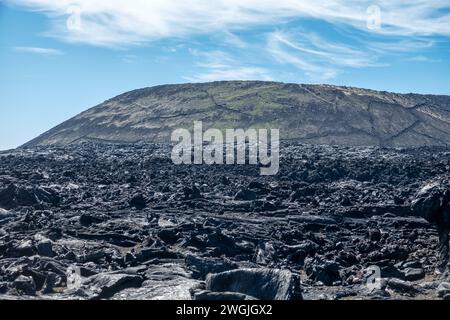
407, 55, 442, 63
6, 0, 450, 46
368, 39, 435, 53
121, 54, 138, 64
266, 31, 380, 80
13, 46, 63, 55
7, 1, 448, 82
221, 31, 247, 48
186, 66, 273, 82
186, 50, 272, 82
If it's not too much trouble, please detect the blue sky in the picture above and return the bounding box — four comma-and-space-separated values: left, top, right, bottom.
1, 1, 450, 150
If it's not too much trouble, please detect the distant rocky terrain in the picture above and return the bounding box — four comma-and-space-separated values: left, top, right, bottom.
1, 142, 450, 300
23, 81, 450, 148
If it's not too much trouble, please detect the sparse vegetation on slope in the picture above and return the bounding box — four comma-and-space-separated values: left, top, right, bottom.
23, 81, 450, 148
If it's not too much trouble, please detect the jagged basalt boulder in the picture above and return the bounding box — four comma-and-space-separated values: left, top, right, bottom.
411, 178, 450, 226
204, 268, 302, 300
0, 184, 59, 210
77, 273, 144, 300
13, 275, 36, 296
411, 178, 450, 272
192, 290, 257, 300
185, 254, 238, 279
0, 184, 37, 209
234, 189, 257, 201
304, 258, 341, 286
182, 186, 202, 200
129, 194, 148, 210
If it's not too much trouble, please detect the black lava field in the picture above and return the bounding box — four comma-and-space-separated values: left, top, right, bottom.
1, 142, 450, 300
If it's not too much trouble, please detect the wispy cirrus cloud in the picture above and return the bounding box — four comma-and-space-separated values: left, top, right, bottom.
13, 46, 63, 55
267, 34, 337, 80
186, 66, 273, 82
407, 55, 442, 63
5, 0, 450, 46
367, 39, 435, 53
221, 31, 248, 49
5, 0, 449, 82
267, 30, 381, 80
185, 50, 272, 82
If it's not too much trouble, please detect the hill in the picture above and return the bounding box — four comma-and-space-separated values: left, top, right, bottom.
23, 81, 450, 147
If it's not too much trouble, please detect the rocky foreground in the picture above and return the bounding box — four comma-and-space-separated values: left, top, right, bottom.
1, 142, 450, 300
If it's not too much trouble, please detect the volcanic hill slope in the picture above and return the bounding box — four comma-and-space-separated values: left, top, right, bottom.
23, 81, 450, 148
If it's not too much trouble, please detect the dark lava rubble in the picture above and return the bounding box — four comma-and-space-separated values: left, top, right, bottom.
1, 142, 450, 300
